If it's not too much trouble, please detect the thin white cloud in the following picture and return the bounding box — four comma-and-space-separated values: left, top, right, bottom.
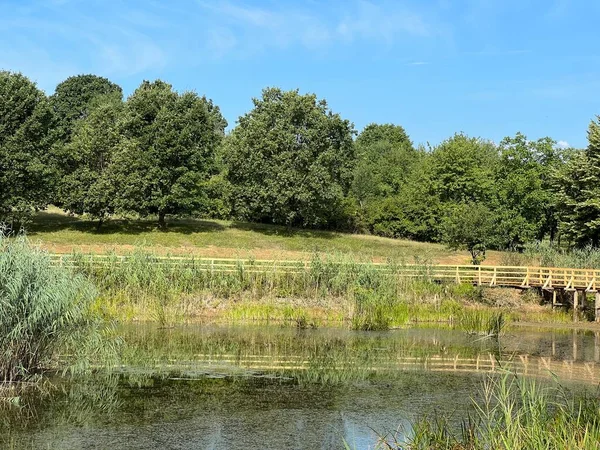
337, 0, 431, 42
206, 27, 238, 58
0, 2, 168, 90
406, 61, 429, 66
557, 140, 570, 149
196, 0, 438, 56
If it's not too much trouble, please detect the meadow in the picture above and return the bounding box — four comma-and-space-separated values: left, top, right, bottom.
28, 207, 502, 264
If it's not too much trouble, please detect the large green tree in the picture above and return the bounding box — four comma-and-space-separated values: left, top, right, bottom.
552, 117, 600, 246
58, 95, 123, 228
352, 124, 416, 206
50, 74, 122, 143
113, 80, 226, 228
224, 87, 355, 227
494, 133, 561, 249
350, 123, 436, 239
430, 133, 498, 205
0, 71, 55, 227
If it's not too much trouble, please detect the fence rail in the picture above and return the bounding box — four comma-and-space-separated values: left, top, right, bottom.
47, 253, 600, 291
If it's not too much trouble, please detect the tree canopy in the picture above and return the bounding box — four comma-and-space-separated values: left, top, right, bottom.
58, 95, 123, 227
112, 80, 227, 227
0, 71, 56, 227
224, 87, 355, 227
552, 117, 600, 246
50, 74, 123, 142
2, 70, 599, 256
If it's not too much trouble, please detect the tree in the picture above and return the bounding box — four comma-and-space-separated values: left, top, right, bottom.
50, 74, 122, 143
113, 80, 226, 228
58, 95, 123, 229
356, 123, 412, 149
493, 133, 561, 249
367, 154, 441, 241
351, 123, 423, 237
0, 71, 56, 227
224, 87, 355, 227
352, 124, 417, 206
552, 117, 600, 246
431, 134, 498, 205
442, 203, 496, 265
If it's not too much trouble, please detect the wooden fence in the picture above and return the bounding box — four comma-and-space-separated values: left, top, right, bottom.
48, 254, 600, 291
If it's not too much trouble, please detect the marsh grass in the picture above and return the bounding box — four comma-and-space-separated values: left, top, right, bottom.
501, 241, 600, 269
456, 310, 506, 337
61, 250, 559, 329
0, 233, 117, 383
377, 371, 600, 450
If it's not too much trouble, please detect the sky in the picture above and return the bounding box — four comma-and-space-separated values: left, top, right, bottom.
1, 0, 598, 149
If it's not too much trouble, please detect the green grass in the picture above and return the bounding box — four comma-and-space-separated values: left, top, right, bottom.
27, 207, 479, 263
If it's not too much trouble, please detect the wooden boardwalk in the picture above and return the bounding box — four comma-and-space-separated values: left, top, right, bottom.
48, 254, 600, 320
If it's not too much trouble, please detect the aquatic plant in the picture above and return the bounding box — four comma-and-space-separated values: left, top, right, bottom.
375, 371, 600, 450
0, 233, 109, 382
456, 310, 505, 337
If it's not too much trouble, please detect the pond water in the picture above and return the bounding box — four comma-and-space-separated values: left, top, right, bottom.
4, 325, 600, 449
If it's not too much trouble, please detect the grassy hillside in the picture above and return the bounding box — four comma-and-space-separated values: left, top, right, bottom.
26, 207, 505, 264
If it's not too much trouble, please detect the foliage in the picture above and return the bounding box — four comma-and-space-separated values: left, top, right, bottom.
355, 123, 412, 149
388, 372, 600, 450
112, 80, 227, 227
494, 133, 560, 249
552, 117, 600, 246
49, 74, 122, 143
442, 203, 495, 264
224, 87, 355, 227
0, 234, 103, 381
58, 95, 123, 227
430, 133, 498, 205
2, 68, 600, 253
0, 71, 56, 228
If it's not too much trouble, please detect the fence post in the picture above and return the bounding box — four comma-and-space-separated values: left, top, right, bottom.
478, 266, 481, 286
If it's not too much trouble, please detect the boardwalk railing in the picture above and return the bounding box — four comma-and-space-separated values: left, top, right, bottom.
47, 254, 600, 291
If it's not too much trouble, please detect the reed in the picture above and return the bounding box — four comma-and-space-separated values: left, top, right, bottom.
377, 371, 600, 449
0, 233, 112, 382
58, 249, 561, 327
501, 241, 600, 269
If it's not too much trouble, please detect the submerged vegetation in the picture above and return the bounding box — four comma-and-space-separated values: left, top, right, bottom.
0, 234, 114, 382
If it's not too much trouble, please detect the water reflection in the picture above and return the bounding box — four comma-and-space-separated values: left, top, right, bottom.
3, 325, 600, 450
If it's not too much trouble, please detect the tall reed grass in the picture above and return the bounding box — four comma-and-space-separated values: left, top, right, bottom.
377, 371, 600, 449
63, 250, 552, 330
501, 241, 600, 269
0, 234, 111, 382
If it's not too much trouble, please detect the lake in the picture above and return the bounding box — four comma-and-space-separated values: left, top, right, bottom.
3, 324, 600, 449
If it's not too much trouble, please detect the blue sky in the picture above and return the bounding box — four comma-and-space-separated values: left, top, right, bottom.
1, 0, 598, 148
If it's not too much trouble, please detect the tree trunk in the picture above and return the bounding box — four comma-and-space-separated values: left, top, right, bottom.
158, 211, 167, 230
95, 218, 104, 232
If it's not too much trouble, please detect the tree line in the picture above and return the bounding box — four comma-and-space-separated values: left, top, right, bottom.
1, 71, 599, 261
